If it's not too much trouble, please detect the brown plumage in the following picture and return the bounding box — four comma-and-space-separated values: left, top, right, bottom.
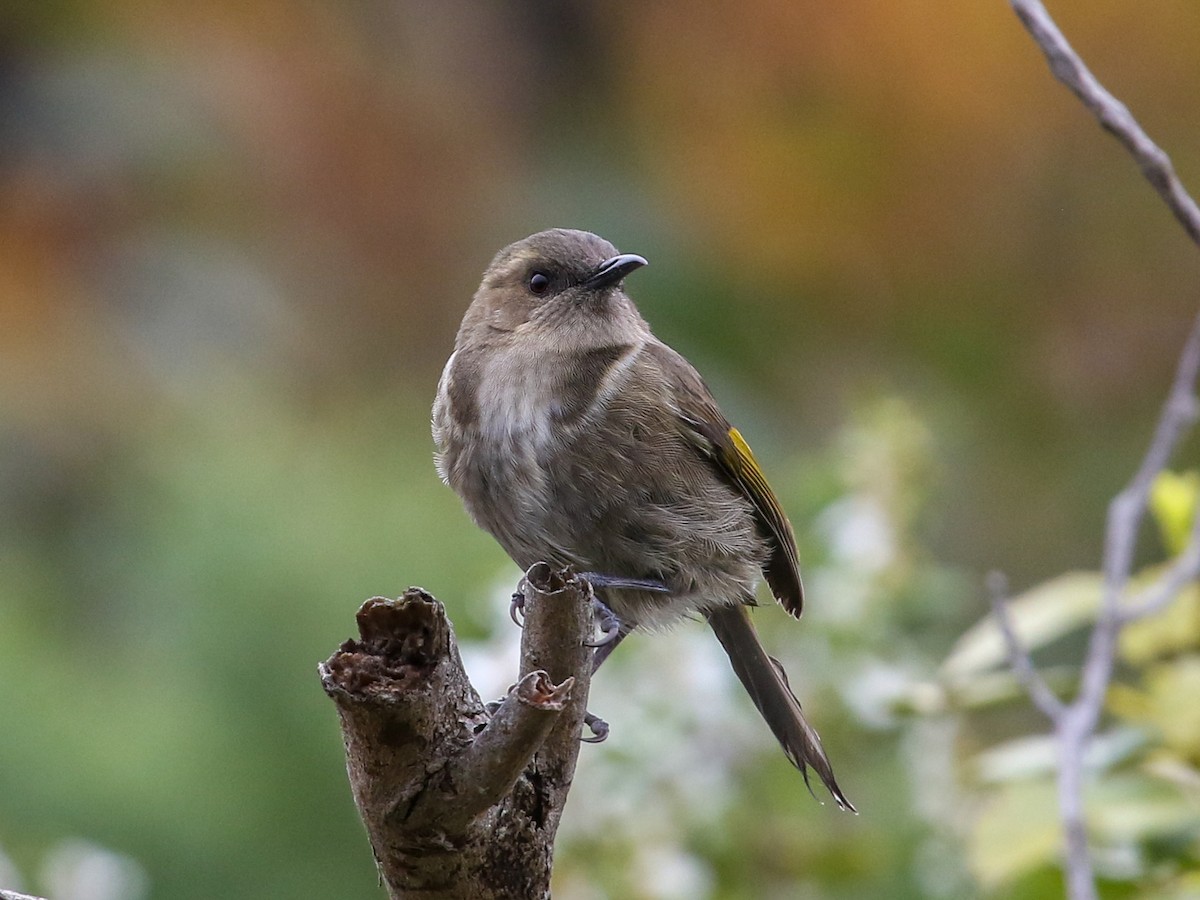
432, 228, 853, 811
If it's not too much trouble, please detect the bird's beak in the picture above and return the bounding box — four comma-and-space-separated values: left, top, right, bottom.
583, 253, 648, 290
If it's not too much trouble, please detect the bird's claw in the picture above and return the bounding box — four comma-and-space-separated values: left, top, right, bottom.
509, 584, 526, 628
582, 711, 610, 743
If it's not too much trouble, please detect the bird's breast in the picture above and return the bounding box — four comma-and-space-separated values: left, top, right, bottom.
475, 356, 561, 451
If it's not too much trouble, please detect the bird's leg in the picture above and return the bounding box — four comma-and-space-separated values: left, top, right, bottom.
576, 571, 665, 652
590, 625, 631, 672
578, 627, 633, 743
511, 570, 665, 744
583, 592, 623, 649
509, 570, 666, 629
578, 572, 671, 593
576, 572, 665, 744
578, 569, 665, 664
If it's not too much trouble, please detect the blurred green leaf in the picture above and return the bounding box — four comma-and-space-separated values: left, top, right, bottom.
1138, 870, 1200, 900
941, 572, 1102, 681
1120, 580, 1200, 667
968, 779, 1060, 889
894, 666, 1083, 717
1110, 658, 1200, 758
1142, 755, 1200, 798
1089, 772, 1200, 844
1151, 471, 1199, 557
973, 729, 1148, 785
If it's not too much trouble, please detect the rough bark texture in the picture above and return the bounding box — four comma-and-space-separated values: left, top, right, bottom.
319, 563, 593, 899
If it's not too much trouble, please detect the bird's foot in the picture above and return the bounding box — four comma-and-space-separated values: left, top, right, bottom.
583, 593, 624, 649
576, 572, 666, 650
582, 710, 610, 743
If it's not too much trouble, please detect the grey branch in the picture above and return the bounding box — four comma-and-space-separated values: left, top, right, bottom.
1059, 314, 1200, 900
1120, 501, 1200, 623
991, 316, 1200, 900
1116, 321, 1200, 623
986, 571, 1065, 721
1069, 314, 1200, 736
318, 564, 594, 900
1009, 0, 1200, 247
998, 4, 1200, 899
0, 891, 47, 900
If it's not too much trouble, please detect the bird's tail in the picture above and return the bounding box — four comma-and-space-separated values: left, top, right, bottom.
706, 604, 855, 812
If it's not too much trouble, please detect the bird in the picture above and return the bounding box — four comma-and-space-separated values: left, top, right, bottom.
432, 228, 853, 811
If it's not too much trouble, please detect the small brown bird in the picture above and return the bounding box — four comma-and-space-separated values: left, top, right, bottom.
433, 228, 853, 810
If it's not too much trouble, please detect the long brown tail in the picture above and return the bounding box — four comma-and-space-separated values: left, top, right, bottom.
706, 604, 855, 812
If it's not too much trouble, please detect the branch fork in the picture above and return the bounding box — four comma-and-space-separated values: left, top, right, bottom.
991, 5, 1200, 898
319, 564, 595, 900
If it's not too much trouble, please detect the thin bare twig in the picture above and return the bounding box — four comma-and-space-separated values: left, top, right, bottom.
1114, 322, 1200, 622
1119, 512, 1200, 623
1009, 0, 1200, 247
1056, 318, 1200, 900
994, 310, 1200, 900
1000, 4, 1200, 899
986, 571, 1066, 721
1079, 312, 1200, 727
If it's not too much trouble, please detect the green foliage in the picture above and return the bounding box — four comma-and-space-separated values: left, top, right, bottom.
909, 471, 1200, 896
942, 572, 1103, 682
1151, 472, 1199, 557
0, 386, 505, 899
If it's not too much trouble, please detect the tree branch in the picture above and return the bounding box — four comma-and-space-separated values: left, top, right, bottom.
1009, 0, 1200, 247
403, 669, 574, 835
986, 571, 1066, 722
1050, 315, 1200, 900
318, 564, 594, 899
998, 5, 1200, 898
1119, 501, 1200, 623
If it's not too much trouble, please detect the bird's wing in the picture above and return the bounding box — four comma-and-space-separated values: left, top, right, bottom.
645, 342, 804, 617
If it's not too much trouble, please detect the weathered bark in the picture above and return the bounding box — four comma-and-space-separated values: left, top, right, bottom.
319, 563, 593, 899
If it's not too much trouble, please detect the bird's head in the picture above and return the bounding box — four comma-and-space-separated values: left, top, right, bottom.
457, 228, 649, 350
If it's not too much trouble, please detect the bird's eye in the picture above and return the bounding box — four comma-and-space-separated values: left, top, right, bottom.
528, 272, 550, 295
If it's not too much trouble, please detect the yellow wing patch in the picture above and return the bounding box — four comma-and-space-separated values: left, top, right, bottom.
728, 427, 761, 475
726, 428, 779, 517
724, 427, 803, 617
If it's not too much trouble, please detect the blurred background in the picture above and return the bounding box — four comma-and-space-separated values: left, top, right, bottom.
2, 1, 1199, 898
